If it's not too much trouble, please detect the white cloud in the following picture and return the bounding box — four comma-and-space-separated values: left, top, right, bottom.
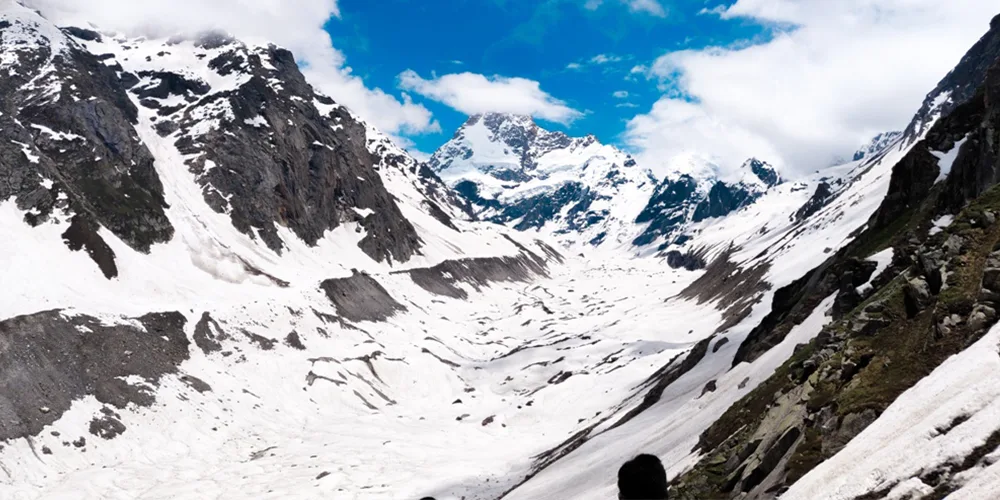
627, 0, 999, 177
406, 148, 432, 163
613, 90, 630, 99
568, 53, 629, 73
590, 54, 623, 64
616, 102, 639, 108
625, 0, 666, 17
398, 70, 583, 124
24, 0, 439, 137
698, 5, 727, 16
582, 0, 665, 17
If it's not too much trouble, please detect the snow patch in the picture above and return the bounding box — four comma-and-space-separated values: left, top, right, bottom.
931, 135, 969, 183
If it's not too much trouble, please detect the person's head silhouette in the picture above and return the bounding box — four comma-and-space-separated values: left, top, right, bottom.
618, 454, 669, 499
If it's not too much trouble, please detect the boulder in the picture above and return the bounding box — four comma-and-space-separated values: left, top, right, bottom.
968, 310, 990, 331
968, 304, 997, 331
904, 277, 932, 317
983, 268, 1000, 291
943, 235, 965, 257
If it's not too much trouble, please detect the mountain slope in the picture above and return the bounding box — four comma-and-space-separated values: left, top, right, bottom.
6, 3, 1000, 500
0, 2, 567, 487
666, 13, 1000, 499
500, 14, 1000, 500
430, 112, 657, 248
633, 155, 783, 252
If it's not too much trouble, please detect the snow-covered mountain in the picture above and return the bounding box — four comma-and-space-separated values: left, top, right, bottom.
633, 155, 783, 252
853, 131, 903, 162
429, 113, 785, 256
5, 2, 1000, 500
430, 112, 657, 248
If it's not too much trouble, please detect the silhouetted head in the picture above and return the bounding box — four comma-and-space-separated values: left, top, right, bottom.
618, 454, 669, 499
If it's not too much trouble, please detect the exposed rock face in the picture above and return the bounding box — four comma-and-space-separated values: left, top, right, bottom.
0, 310, 189, 441
404, 253, 549, 300
127, 36, 426, 263
2, 6, 467, 276
793, 181, 833, 223
903, 15, 1000, 143
633, 175, 700, 248
320, 271, 407, 323
670, 17, 1000, 498
0, 12, 174, 277
634, 158, 781, 250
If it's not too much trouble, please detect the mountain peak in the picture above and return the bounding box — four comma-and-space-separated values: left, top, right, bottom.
742, 157, 782, 187
429, 110, 655, 248
853, 131, 902, 162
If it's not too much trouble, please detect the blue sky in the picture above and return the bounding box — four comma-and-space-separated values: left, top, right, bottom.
325, 0, 766, 155
50, 0, 997, 176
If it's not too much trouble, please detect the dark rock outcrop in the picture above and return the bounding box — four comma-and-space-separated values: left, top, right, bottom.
671, 16, 1000, 498
633, 175, 700, 248
664, 249, 707, 271
165, 44, 424, 263
403, 249, 549, 300
320, 271, 406, 323
793, 181, 834, 223
0, 15, 174, 278
634, 158, 779, 250
0, 310, 189, 441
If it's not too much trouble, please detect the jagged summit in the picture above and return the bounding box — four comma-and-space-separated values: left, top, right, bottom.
743, 157, 782, 187
853, 131, 903, 162
430, 111, 655, 249
632, 155, 782, 251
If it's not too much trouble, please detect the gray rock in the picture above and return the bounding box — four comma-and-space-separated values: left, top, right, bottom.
968, 311, 990, 331
944, 235, 965, 257
983, 268, 1000, 291
320, 271, 407, 323
969, 305, 997, 331
0, 310, 188, 441
918, 250, 945, 277
0, 20, 175, 277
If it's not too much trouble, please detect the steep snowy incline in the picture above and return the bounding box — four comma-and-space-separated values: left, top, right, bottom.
430, 112, 657, 250
498, 124, 911, 500
0, 8, 576, 499
501, 15, 1000, 499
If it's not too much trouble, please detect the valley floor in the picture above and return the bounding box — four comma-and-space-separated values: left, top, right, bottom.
1, 256, 725, 500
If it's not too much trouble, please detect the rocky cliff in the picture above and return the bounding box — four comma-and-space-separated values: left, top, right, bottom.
670, 14, 1000, 498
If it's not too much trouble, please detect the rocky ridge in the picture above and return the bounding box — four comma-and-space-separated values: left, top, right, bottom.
669, 14, 1000, 498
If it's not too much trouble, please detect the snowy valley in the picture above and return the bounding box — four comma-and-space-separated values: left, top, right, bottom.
3, 2, 1000, 500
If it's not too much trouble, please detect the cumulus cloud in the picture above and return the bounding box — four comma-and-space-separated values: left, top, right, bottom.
398, 70, 583, 124
24, 0, 439, 137
613, 90, 630, 99
627, 0, 999, 177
